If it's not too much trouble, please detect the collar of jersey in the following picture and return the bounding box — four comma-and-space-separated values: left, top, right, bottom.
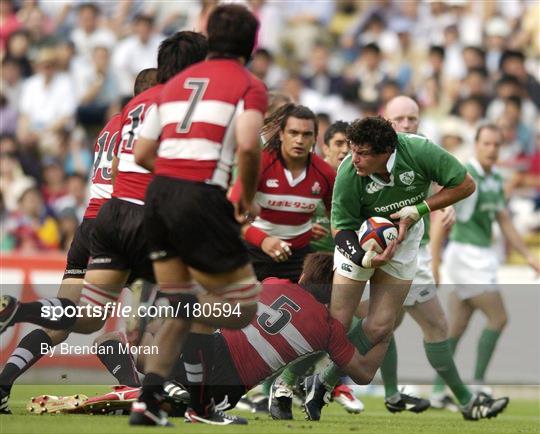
469, 157, 491, 177
368, 149, 396, 186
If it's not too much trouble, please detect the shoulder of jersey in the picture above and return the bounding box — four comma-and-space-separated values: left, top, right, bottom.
337, 153, 353, 173
311, 153, 336, 176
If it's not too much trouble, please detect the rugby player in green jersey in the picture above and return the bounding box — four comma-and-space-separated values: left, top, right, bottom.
432, 124, 540, 397
302, 115, 477, 420
358, 96, 509, 418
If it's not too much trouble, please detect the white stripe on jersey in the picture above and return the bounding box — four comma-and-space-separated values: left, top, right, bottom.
159, 100, 236, 128
256, 192, 321, 214
241, 324, 286, 371
209, 99, 242, 189
257, 304, 314, 355
252, 218, 312, 239
89, 183, 113, 200
158, 138, 221, 160
118, 153, 151, 174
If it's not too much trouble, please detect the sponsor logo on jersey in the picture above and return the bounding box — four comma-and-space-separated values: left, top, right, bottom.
366, 181, 385, 194
311, 181, 321, 195
399, 171, 415, 185
341, 263, 353, 272
405, 185, 417, 191
266, 179, 279, 188
373, 192, 425, 213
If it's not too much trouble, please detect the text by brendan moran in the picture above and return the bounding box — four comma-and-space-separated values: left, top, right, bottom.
40, 342, 158, 357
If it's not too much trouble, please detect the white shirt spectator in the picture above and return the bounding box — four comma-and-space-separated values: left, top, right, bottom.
112, 33, 163, 97
71, 26, 116, 61
19, 72, 76, 132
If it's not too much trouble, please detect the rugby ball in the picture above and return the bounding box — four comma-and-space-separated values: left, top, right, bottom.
358, 217, 398, 253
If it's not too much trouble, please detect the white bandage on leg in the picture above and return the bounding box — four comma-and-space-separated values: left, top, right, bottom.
221, 278, 261, 306
80, 281, 121, 307
158, 282, 207, 295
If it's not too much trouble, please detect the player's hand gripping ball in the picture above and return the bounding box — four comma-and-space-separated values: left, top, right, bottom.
358, 217, 398, 253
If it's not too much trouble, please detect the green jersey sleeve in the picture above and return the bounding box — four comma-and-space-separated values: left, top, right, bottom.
331, 156, 363, 231
407, 134, 467, 188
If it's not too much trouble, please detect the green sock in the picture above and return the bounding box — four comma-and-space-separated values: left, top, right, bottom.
280, 352, 324, 386
432, 336, 459, 394
425, 340, 472, 406
474, 329, 501, 382
262, 378, 271, 396
322, 317, 373, 388
380, 336, 399, 398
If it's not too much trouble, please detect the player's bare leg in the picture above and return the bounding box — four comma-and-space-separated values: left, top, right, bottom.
329, 273, 367, 329
364, 271, 411, 344
74, 269, 130, 333
406, 296, 448, 342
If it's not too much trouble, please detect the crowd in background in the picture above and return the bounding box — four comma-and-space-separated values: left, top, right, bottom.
0, 0, 539, 254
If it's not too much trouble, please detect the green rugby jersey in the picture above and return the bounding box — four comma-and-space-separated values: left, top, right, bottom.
310, 201, 334, 252
331, 133, 467, 231
450, 159, 505, 247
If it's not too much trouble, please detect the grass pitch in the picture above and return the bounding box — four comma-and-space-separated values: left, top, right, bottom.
1, 385, 538, 434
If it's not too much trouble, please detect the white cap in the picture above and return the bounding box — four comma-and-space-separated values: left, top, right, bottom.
486, 17, 511, 38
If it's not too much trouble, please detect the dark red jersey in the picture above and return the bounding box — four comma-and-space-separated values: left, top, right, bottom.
221, 278, 355, 387
84, 114, 121, 219
140, 59, 267, 189
113, 84, 164, 203
231, 150, 335, 248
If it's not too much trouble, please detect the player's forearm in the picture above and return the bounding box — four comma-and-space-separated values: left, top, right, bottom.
134, 137, 158, 171
498, 210, 533, 259
426, 174, 475, 212
237, 148, 260, 204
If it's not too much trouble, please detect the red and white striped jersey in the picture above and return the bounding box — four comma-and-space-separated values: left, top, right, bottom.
231, 150, 335, 249
84, 114, 121, 219
139, 59, 267, 189
113, 84, 164, 203
221, 278, 355, 387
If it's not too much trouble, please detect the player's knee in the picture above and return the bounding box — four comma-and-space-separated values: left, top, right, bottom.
43, 328, 70, 346
489, 312, 508, 331
364, 319, 394, 344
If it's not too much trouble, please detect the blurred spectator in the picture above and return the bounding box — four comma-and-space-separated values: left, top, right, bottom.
53, 173, 87, 222
328, 0, 359, 44
75, 45, 120, 127
349, 42, 387, 103
301, 43, 344, 97
0, 0, 21, 52
0, 94, 18, 135
70, 3, 115, 62
442, 24, 465, 81
0, 191, 15, 251
248, 0, 282, 54
0, 57, 23, 111
4, 29, 33, 77
16, 46, 76, 154
57, 206, 79, 252
314, 112, 331, 157
20, 4, 58, 52
0, 140, 36, 212
439, 117, 468, 162
487, 75, 538, 127
40, 156, 67, 209
59, 127, 93, 176
5, 187, 60, 252
184, 0, 218, 34
249, 48, 284, 90
112, 13, 162, 98
499, 49, 540, 109
455, 95, 486, 146
484, 16, 510, 75
281, 1, 334, 61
